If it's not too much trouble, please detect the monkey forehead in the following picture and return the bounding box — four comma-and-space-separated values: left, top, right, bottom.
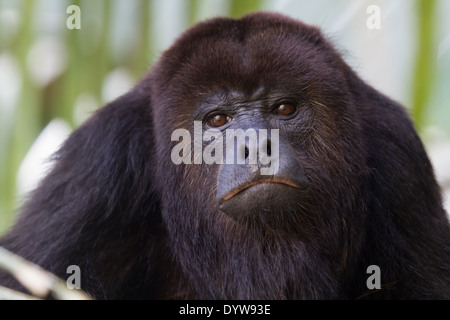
152, 12, 341, 91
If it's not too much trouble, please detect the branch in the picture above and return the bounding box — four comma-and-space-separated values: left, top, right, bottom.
0, 247, 92, 300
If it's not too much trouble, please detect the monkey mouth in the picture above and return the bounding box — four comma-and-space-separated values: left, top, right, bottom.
220, 178, 302, 204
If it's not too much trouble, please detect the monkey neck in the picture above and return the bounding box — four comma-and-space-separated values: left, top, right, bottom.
164, 220, 343, 299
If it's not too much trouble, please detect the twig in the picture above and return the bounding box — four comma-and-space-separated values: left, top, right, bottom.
0, 285, 41, 300
0, 247, 92, 300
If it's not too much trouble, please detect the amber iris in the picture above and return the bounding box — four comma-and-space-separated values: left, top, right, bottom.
276, 104, 295, 116
209, 114, 229, 127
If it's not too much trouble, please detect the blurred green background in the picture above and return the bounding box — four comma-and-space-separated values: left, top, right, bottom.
0, 0, 449, 234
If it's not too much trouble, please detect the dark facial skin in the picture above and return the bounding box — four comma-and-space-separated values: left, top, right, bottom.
199, 89, 309, 225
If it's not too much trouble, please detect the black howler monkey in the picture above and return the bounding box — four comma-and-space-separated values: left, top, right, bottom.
1, 12, 449, 300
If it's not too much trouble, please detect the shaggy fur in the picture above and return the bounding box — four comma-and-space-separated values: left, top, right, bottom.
1, 13, 449, 299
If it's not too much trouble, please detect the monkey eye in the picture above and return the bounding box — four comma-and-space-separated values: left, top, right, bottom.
275, 103, 296, 116
208, 114, 231, 128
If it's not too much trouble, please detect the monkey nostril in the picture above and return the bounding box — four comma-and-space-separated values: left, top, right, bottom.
244, 146, 250, 159
266, 139, 272, 157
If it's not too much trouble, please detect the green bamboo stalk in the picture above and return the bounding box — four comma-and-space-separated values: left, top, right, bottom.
97, 0, 114, 100
229, 0, 263, 18
1, 0, 41, 234
133, 0, 152, 74
188, 0, 202, 25
58, 0, 114, 125
53, 0, 82, 126
411, 0, 437, 133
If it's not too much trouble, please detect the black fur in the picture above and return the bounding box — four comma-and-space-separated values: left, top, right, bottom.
1, 13, 449, 299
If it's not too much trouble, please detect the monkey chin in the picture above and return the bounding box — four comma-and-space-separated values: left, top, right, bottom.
219, 182, 313, 233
